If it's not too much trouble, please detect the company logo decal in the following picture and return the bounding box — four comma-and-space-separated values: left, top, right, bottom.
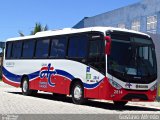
39, 64, 57, 87
125, 83, 132, 88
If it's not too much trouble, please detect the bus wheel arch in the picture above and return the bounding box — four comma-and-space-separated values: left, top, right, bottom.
69, 78, 83, 95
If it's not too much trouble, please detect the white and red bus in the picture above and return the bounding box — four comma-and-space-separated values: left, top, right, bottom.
3, 27, 157, 106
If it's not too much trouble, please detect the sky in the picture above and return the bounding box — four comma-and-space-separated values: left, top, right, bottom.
0, 0, 140, 41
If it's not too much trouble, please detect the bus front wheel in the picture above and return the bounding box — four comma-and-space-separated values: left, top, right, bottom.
71, 81, 86, 104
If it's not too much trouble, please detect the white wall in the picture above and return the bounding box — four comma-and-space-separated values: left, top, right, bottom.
149, 33, 160, 100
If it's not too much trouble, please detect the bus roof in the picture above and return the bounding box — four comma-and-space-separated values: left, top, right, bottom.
6, 27, 150, 41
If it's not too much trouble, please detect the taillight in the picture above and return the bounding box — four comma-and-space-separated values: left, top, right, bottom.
105, 36, 111, 55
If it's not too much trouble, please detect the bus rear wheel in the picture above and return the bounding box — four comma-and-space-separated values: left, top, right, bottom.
113, 101, 128, 107
21, 77, 33, 96
71, 81, 86, 104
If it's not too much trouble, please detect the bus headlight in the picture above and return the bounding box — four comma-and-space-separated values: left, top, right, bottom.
150, 83, 157, 91
109, 79, 122, 90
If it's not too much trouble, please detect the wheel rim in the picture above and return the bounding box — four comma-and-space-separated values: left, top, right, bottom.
23, 80, 28, 92
74, 86, 82, 100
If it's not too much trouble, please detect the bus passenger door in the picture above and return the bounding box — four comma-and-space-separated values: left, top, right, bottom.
85, 32, 105, 99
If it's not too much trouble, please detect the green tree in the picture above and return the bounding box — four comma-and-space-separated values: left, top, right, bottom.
19, 22, 48, 36
30, 23, 48, 35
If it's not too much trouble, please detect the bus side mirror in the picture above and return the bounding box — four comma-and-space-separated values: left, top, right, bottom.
105, 36, 111, 55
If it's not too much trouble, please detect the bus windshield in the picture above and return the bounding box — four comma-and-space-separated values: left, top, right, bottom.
108, 32, 157, 83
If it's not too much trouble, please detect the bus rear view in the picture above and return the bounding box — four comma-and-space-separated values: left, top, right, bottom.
106, 31, 157, 105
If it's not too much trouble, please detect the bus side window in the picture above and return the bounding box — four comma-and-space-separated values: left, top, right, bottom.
6, 42, 12, 59
89, 39, 104, 57
88, 36, 105, 74
11, 41, 22, 59
22, 40, 35, 59
35, 39, 50, 58
68, 35, 88, 58
50, 37, 67, 58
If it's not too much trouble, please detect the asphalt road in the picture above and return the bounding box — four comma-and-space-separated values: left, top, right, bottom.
0, 82, 160, 114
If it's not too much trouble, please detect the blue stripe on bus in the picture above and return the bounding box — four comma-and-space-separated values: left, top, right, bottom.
28, 71, 40, 80
2, 67, 21, 83
55, 69, 75, 80
83, 80, 102, 89
3, 67, 102, 89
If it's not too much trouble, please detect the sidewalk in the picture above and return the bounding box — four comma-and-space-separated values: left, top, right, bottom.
128, 102, 160, 108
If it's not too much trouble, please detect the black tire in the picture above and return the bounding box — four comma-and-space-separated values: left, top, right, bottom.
21, 77, 33, 96
52, 93, 66, 100
71, 81, 86, 104
113, 101, 128, 107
